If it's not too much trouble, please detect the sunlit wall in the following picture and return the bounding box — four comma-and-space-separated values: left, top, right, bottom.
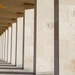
24, 9, 34, 72
11, 23, 16, 65
2, 32, 5, 60
8, 27, 12, 63
36, 0, 54, 75
5, 30, 8, 62
1, 34, 3, 60
59, 0, 75, 75
16, 17, 23, 67
0, 36, 2, 60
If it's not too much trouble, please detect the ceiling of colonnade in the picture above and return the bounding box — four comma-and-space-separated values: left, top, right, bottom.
0, 0, 34, 35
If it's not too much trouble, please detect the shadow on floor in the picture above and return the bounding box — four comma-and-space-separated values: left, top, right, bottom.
0, 60, 34, 75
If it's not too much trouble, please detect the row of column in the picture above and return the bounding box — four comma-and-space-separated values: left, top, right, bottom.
1, 0, 74, 75
0, 0, 55, 74
0, 9, 34, 73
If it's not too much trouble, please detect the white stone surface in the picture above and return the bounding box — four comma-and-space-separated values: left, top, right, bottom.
59, 1, 75, 75
11, 23, 16, 65
16, 17, 23, 68
24, 9, 34, 72
36, 0, 54, 74
8, 27, 12, 63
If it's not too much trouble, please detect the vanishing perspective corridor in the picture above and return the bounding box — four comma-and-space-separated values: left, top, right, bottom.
1, 0, 75, 75
0, 60, 33, 75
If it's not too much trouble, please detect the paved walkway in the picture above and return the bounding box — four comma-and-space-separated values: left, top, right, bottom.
0, 60, 34, 75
